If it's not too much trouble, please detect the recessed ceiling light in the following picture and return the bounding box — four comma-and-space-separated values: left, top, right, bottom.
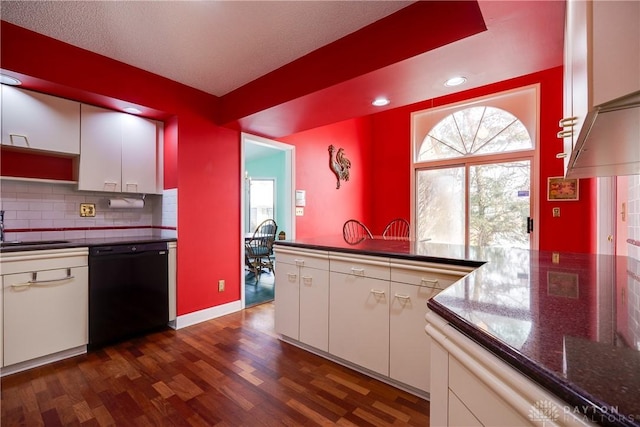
444, 76, 467, 87
123, 107, 141, 114
0, 74, 22, 86
372, 97, 390, 107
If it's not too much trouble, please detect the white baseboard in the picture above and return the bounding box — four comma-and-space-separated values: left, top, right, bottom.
174, 300, 242, 329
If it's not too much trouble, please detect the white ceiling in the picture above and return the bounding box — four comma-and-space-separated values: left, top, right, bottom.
1, 0, 413, 97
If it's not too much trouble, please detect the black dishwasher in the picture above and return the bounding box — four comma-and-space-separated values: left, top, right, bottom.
89, 241, 169, 350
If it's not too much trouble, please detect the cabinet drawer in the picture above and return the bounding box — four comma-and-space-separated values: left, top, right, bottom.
274, 247, 328, 270
3, 266, 89, 366
390, 260, 472, 290
329, 252, 390, 281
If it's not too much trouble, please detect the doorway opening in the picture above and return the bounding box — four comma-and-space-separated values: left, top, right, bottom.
241, 133, 295, 308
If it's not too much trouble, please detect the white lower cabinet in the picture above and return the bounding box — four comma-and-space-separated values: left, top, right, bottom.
274, 248, 329, 351
426, 311, 594, 426
329, 271, 390, 375
389, 260, 474, 393
389, 281, 438, 391
1, 248, 89, 370
274, 246, 476, 397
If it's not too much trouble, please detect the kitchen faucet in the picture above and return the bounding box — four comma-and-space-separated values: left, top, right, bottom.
0, 210, 5, 243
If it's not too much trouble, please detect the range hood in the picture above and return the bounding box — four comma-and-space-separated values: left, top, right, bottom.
566, 90, 640, 178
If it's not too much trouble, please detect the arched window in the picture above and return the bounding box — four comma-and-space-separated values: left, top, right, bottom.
417, 106, 533, 161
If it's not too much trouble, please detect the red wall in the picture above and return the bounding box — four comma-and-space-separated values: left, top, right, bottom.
280, 117, 374, 238
1, 22, 596, 321
280, 67, 594, 253
1, 22, 241, 315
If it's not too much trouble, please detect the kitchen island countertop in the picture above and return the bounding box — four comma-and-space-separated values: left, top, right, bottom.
275, 237, 640, 427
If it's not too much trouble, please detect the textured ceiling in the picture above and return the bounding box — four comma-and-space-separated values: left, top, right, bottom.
1, 0, 413, 96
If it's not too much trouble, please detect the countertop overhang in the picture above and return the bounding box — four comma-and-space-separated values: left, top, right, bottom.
275, 237, 640, 427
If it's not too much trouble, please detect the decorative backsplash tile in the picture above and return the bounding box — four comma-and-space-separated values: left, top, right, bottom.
0, 179, 177, 241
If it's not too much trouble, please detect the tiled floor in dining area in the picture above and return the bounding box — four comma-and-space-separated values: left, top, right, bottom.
245, 269, 275, 307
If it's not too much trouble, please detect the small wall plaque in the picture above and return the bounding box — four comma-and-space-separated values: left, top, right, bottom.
80, 203, 96, 217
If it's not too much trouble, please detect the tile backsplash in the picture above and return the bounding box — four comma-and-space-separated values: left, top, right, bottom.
0, 179, 177, 241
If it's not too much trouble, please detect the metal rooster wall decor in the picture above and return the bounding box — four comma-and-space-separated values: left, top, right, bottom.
328, 144, 351, 189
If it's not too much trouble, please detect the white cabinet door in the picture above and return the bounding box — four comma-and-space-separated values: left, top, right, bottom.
1, 85, 80, 155
329, 271, 389, 375
79, 104, 159, 194
299, 266, 329, 351
121, 113, 158, 194
79, 104, 122, 192
274, 260, 300, 340
3, 266, 89, 366
560, 0, 640, 174
389, 281, 439, 392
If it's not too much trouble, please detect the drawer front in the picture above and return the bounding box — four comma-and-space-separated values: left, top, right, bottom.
329, 253, 390, 281
390, 261, 471, 290
3, 266, 89, 366
274, 247, 329, 270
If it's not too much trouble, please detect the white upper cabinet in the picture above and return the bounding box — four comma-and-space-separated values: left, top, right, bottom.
559, 0, 640, 174
1, 85, 81, 155
79, 104, 160, 194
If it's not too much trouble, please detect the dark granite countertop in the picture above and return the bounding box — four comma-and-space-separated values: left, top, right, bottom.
0, 236, 177, 253
275, 237, 640, 427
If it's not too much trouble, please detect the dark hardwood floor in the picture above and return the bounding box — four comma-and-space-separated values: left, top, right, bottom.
1, 302, 430, 426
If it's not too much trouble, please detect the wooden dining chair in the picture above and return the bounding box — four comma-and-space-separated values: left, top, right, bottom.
343, 219, 373, 244
245, 219, 278, 280
382, 218, 410, 240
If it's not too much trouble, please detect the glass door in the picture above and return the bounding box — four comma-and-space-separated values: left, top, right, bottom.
416, 159, 532, 248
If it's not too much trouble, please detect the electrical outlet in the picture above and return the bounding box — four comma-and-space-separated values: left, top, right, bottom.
80, 203, 96, 217
218, 279, 225, 292
295, 207, 304, 216
552, 207, 560, 217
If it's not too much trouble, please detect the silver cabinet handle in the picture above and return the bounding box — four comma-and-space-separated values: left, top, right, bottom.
294, 259, 305, 266
286, 273, 297, 281
558, 117, 577, 127
555, 152, 568, 159
350, 267, 365, 276
394, 293, 410, 300
9, 134, 29, 147
12, 269, 75, 288
556, 130, 573, 138
420, 278, 439, 286
302, 276, 312, 285
29, 268, 74, 284
370, 289, 385, 295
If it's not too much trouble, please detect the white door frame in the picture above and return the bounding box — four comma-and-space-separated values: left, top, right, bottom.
240, 132, 295, 307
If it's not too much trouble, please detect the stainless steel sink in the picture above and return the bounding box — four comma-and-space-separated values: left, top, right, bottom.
0, 240, 70, 248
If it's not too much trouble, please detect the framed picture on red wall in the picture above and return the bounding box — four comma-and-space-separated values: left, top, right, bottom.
547, 177, 579, 201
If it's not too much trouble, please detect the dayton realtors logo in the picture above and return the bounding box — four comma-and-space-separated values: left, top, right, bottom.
529, 400, 638, 425
529, 400, 560, 425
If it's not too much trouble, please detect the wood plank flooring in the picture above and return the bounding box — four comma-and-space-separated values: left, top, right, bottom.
1, 302, 430, 426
